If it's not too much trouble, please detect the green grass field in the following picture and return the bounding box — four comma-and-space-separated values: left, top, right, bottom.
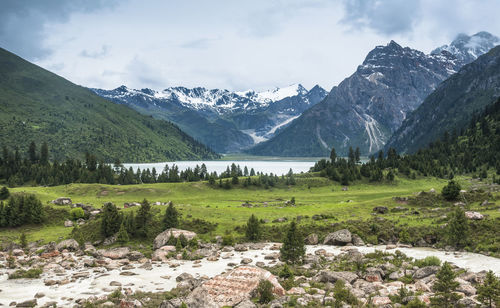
2, 174, 498, 246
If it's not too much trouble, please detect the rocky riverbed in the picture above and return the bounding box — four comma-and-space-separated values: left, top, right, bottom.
1, 238, 499, 307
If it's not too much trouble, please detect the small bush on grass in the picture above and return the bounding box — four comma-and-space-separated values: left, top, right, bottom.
257, 279, 274, 304
414, 256, 441, 267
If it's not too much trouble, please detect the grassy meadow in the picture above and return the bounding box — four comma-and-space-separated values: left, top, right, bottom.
2, 173, 498, 248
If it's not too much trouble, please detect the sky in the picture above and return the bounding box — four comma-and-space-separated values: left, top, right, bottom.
1, 0, 500, 92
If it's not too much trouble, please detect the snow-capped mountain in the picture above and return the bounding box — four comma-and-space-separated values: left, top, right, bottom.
431, 31, 499, 65
92, 84, 327, 153
249, 32, 499, 157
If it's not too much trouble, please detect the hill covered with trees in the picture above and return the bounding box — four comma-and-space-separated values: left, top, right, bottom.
0, 47, 219, 162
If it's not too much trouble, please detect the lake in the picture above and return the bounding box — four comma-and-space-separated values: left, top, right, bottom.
123, 159, 318, 176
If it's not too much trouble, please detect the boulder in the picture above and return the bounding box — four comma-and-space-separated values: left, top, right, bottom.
304, 233, 319, 245
314, 270, 358, 284
373, 206, 388, 214
100, 247, 130, 260
15, 299, 37, 307
413, 266, 440, 279
64, 220, 74, 227
234, 244, 248, 252
153, 228, 197, 249
152, 246, 176, 261
56, 239, 79, 251
464, 211, 484, 220
103, 234, 117, 246
185, 266, 285, 308
351, 234, 365, 246
323, 229, 352, 245
234, 299, 256, 308
371, 296, 391, 306
52, 197, 72, 205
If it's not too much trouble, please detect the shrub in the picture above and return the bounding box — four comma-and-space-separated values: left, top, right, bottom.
8, 268, 42, 279
163, 203, 179, 229
222, 233, 234, 246
257, 279, 274, 304
116, 222, 129, 244
333, 279, 358, 307
70, 207, 85, 220
279, 264, 294, 279
19, 232, 27, 248
101, 202, 121, 237
441, 180, 461, 201
414, 256, 441, 267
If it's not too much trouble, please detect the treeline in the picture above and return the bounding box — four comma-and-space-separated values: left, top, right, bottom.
311, 146, 395, 185
0, 193, 44, 227
314, 98, 500, 183
0, 142, 294, 187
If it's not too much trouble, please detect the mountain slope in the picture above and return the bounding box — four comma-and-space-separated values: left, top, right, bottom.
92, 84, 327, 153
385, 45, 500, 153
249, 32, 498, 157
0, 47, 219, 162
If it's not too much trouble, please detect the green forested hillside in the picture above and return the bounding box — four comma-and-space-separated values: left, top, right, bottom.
385, 45, 500, 153
0, 47, 219, 162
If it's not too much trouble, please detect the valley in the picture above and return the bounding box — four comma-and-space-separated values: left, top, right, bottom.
1, 2, 500, 306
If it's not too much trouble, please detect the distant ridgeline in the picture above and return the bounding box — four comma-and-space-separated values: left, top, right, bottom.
313, 98, 500, 184
0, 142, 296, 188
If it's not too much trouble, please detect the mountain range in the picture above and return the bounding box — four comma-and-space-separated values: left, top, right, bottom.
92, 84, 327, 153
386, 44, 500, 153
0, 47, 219, 162
249, 31, 499, 156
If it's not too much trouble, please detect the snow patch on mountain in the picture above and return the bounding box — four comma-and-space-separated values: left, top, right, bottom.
237, 84, 308, 104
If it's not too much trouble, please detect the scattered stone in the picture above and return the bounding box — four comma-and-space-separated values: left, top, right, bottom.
314, 270, 358, 284
109, 281, 122, 287
371, 296, 391, 306
15, 299, 37, 307
64, 220, 74, 227
373, 206, 388, 214
351, 234, 365, 246
120, 271, 138, 276
34, 292, 45, 298
152, 245, 176, 262
305, 233, 319, 245
241, 258, 253, 264
234, 244, 248, 252
272, 217, 288, 223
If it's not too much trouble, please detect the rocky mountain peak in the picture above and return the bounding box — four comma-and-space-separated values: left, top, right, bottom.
431, 31, 499, 64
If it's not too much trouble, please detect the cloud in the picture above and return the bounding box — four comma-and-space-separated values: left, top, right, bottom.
125, 56, 166, 89
0, 0, 119, 60
340, 0, 422, 35
80, 45, 109, 59
180, 38, 218, 49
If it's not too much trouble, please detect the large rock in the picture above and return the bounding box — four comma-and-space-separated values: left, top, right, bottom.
352, 234, 365, 246
153, 228, 197, 250
314, 270, 358, 284
152, 246, 176, 261
464, 211, 484, 220
413, 266, 440, 279
52, 197, 72, 205
185, 266, 285, 308
323, 229, 352, 245
56, 239, 79, 251
100, 247, 130, 259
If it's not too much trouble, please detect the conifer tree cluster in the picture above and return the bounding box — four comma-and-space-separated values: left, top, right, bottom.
0, 194, 44, 227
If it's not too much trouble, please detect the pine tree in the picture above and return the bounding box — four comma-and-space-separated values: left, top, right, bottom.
245, 214, 261, 241
430, 262, 461, 307
19, 232, 27, 248
477, 270, 500, 308
135, 199, 152, 238
28, 141, 37, 163
163, 203, 179, 229
442, 180, 461, 201
330, 147, 337, 162
101, 202, 121, 237
116, 222, 129, 244
447, 207, 469, 249
280, 220, 305, 264
40, 142, 49, 165
0, 187, 9, 200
